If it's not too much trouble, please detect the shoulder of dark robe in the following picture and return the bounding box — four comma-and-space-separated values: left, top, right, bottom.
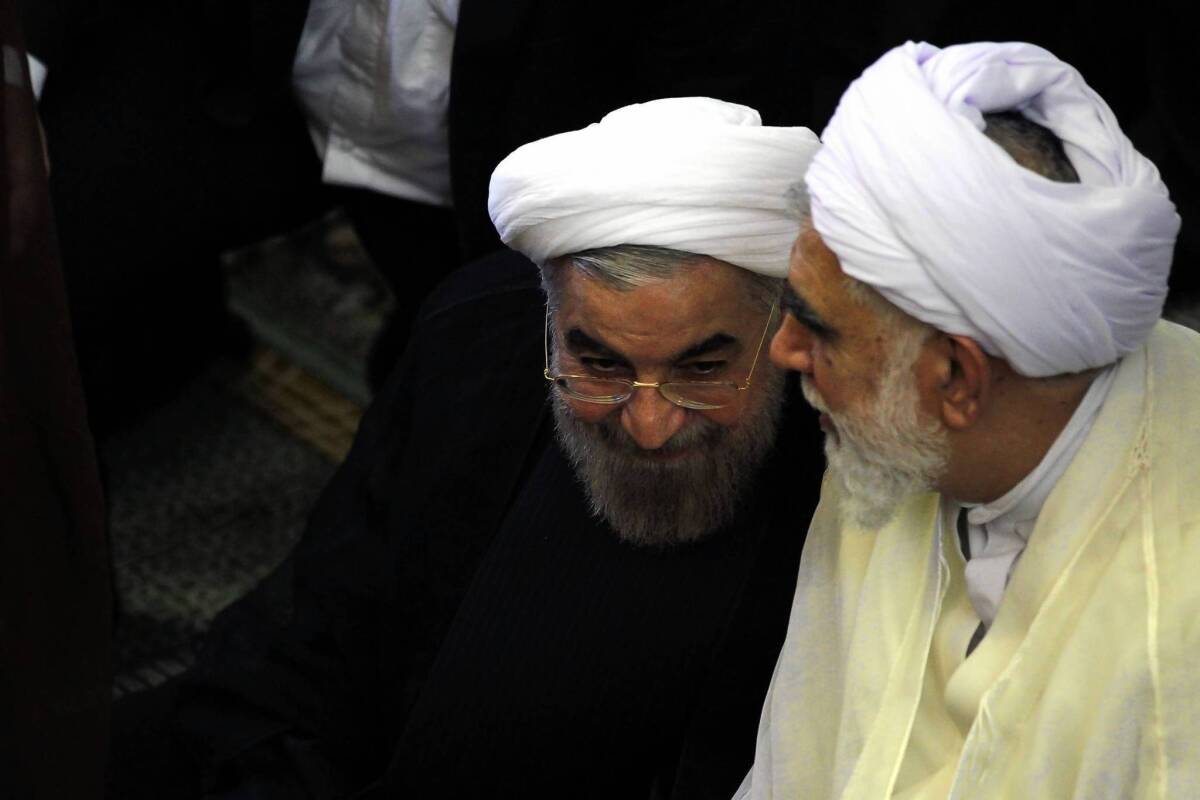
663, 381, 822, 799
174, 248, 827, 800
174, 249, 548, 797
367, 365, 822, 800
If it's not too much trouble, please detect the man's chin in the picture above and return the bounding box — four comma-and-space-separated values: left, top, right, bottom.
817, 411, 835, 434
835, 483, 907, 531
819, 421, 840, 449
630, 444, 703, 465
559, 422, 735, 547
824, 443, 940, 531
550, 376, 784, 548
807, 379, 948, 530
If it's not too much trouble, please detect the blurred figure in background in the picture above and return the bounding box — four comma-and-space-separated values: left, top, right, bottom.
19, 0, 805, 433
1, 4, 110, 797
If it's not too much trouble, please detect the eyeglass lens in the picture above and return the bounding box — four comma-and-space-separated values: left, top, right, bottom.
554, 376, 738, 409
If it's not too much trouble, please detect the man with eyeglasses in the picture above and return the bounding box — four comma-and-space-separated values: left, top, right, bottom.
530, 246, 782, 547
170, 98, 827, 800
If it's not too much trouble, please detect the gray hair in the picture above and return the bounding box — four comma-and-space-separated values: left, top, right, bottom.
982, 110, 1080, 184
784, 180, 811, 220
845, 272, 936, 349
540, 244, 781, 313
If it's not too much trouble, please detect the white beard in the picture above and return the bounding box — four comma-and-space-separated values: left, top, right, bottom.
802, 338, 948, 530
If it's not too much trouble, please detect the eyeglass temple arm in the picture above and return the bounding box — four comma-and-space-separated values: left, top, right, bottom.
739, 298, 780, 391
544, 305, 553, 377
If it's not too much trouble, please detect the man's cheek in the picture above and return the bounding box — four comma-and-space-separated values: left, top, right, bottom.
697, 405, 742, 430
564, 399, 615, 425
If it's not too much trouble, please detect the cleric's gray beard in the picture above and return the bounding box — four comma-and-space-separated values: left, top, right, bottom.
802, 336, 949, 530
551, 367, 785, 548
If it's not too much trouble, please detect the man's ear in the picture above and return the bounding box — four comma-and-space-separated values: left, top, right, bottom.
925, 334, 990, 430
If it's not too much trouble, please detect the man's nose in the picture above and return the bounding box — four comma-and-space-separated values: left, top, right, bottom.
769, 316, 814, 374
620, 386, 687, 450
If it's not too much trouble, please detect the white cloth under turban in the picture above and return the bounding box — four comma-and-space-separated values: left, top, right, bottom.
808, 41, 1181, 376
488, 97, 821, 278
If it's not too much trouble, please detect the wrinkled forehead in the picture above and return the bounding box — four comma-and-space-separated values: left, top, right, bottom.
556, 256, 761, 331
789, 225, 903, 338
791, 226, 855, 301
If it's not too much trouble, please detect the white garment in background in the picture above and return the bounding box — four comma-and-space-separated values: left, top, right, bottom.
26, 53, 47, 98
292, 0, 460, 207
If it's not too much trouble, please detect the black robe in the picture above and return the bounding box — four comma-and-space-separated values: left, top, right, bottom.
175, 249, 826, 799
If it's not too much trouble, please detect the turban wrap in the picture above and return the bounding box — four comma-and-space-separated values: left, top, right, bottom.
488, 97, 821, 278
808, 41, 1181, 376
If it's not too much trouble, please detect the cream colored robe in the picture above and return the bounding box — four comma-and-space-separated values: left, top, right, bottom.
736, 321, 1200, 799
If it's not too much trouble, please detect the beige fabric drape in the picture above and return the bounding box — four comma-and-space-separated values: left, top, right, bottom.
738, 321, 1200, 799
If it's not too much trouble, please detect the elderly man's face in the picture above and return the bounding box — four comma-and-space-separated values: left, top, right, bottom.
769, 229, 947, 528
549, 257, 786, 546
768, 229, 892, 421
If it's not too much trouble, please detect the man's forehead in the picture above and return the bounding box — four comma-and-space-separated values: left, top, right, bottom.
788, 227, 877, 327
560, 257, 750, 316
796, 225, 869, 302
793, 226, 839, 272
553, 257, 761, 358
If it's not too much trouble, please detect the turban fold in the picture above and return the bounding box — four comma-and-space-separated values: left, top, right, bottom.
808, 41, 1180, 376
488, 97, 820, 278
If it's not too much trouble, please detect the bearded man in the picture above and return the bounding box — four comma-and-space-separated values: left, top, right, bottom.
162, 98, 826, 800
736, 42, 1198, 798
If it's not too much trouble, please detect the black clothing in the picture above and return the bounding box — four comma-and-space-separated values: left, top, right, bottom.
174, 249, 825, 799
387, 416, 801, 797
1, 7, 110, 796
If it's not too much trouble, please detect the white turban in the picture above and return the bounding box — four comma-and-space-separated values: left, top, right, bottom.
488, 97, 821, 278
808, 41, 1181, 376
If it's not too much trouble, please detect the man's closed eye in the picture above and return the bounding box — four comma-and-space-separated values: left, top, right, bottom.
580, 356, 628, 374
679, 360, 728, 378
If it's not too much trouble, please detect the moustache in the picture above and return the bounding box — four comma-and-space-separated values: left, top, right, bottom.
591, 414, 725, 456
799, 376, 829, 414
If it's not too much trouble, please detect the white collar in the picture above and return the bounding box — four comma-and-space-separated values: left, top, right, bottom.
953, 363, 1118, 629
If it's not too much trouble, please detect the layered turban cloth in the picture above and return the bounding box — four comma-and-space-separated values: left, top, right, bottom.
808, 41, 1181, 376
488, 97, 821, 278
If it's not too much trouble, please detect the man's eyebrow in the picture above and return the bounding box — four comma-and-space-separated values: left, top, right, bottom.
781, 283, 835, 337
565, 328, 625, 360
564, 328, 737, 363
674, 333, 737, 362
